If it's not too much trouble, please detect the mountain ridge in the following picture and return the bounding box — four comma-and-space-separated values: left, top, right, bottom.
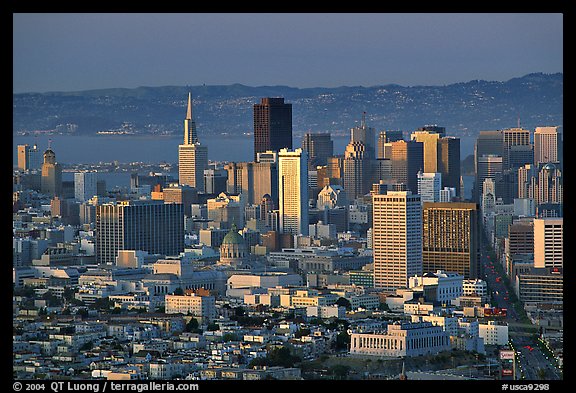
13, 72, 562, 137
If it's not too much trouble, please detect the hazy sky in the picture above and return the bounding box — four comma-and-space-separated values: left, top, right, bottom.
13, 13, 563, 93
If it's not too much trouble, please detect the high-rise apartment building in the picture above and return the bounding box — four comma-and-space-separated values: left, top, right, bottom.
278, 148, 308, 236
74, 171, 98, 202
179, 92, 208, 190
422, 202, 479, 279
372, 191, 422, 291
302, 132, 333, 169
95, 200, 184, 264
254, 97, 292, 160
533, 218, 563, 269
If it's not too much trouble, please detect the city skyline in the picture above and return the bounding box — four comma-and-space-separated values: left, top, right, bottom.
13, 13, 562, 93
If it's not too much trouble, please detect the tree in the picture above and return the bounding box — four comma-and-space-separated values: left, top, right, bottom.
335, 331, 351, 350
185, 317, 200, 333
294, 328, 311, 338
206, 322, 220, 331
330, 365, 351, 380
335, 297, 352, 310
173, 287, 184, 296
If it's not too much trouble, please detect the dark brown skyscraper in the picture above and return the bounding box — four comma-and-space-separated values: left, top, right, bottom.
254, 98, 292, 160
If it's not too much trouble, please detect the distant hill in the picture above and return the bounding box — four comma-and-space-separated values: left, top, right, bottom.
13, 72, 562, 137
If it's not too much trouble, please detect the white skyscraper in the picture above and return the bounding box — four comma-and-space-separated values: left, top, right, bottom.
74, 171, 98, 202
417, 171, 442, 203
439, 187, 457, 203
534, 126, 560, 166
534, 218, 563, 269
372, 190, 422, 291
179, 92, 208, 190
278, 148, 309, 236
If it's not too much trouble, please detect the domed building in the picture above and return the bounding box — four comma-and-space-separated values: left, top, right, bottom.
219, 223, 248, 267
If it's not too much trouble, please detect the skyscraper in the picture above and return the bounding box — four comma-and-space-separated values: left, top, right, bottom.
343, 141, 371, 201
74, 171, 98, 202
377, 130, 404, 159
372, 190, 422, 291
95, 200, 184, 264
476, 154, 503, 202
438, 137, 461, 195
410, 130, 441, 173
533, 218, 563, 269
422, 202, 479, 279
350, 113, 376, 159
17, 143, 42, 171
254, 97, 292, 160
417, 171, 442, 203
278, 148, 308, 236
475, 130, 503, 178
502, 127, 531, 170
301, 132, 334, 169
40, 147, 62, 198
179, 92, 208, 190
534, 126, 560, 166
386, 140, 424, 195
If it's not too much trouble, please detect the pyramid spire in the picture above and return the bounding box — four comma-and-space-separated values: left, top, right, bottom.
186, 91, 193, 120
183, 92, 197, 144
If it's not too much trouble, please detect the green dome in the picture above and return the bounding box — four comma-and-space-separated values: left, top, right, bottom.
222, 224, 245, 245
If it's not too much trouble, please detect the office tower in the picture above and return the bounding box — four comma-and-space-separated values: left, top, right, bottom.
260, 194, 275, 221
162, 184, 198, 216
439, 187, 457, 202
343, 141, 371, 201
476, 154, 502, 202
518, 164, 538, 199
17, 143, 42, 171
325, 156, 344, 186
417, 125, 446, 135
40, 147, 62, 198
302, 132, 334, 169
225, 161, 278, 206
410, 131, 441, 173
475, 130, 503, 177
253, 97, 292, 160
438, 137, 461, 195
422, 202, 479, 279
386, 140, 424, 195
377, 131, 404, 159
179, 92, 209, 190
95, 200, 184, 264
256, 150, 278, 164
533, 218, 563, 269
417, 172, 442, 203
278, 148, 308, 236
508, 220, 534, 256
502, 127, 531, 170
350, 113, 376, 159
74, 171, 98, 202
481, 178, 496, 216
183, 92, 197, 144
203, 168, 228, 195
534, 127, 560, 166
372, 191, 422, 291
